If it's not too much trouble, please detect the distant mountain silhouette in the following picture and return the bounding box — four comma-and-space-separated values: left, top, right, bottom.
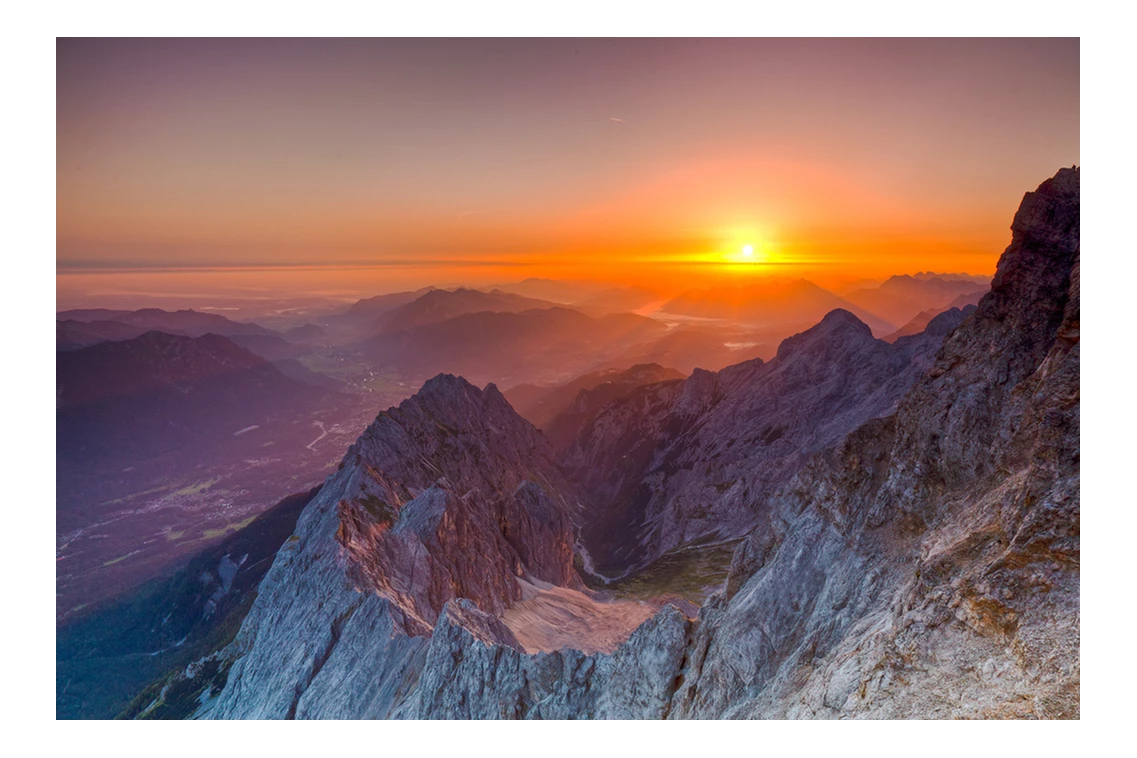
56, 307, 276, 338
541, 364, 686, 454
269, 357, 346, 392
57, 319, 185, 351
844, 274, 987, 327
55, 308, 134, 322
609, 324, 775, 374
882, 309, 940, 343
910, 270, 990, 286
283, 322, 330, 344
226, 333, 311, 361
363, 307, 668, 386
491, 277, 610, 304
343, 286, 437, 319
574, 285, 663, 315
662, 279, 896, 335
374, 288, 562, 334
57, 331, 331, 465
945, 288, 987, 310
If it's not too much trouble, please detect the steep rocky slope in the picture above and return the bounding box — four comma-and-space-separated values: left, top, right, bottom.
665, 166, 1079, 718
189, 168, 1077, 719
563, 305, 964, 575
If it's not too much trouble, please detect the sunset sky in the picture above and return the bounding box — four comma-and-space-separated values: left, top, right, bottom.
57, 38, 1079, 300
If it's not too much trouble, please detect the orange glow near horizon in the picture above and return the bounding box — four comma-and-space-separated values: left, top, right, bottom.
55, 142, 1041, 300
56, 39, 1078, 308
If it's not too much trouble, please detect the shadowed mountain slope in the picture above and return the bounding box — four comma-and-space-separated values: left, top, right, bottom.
505, 363, 685, 440
563, 306, 954, 574
57, 331, 331, 465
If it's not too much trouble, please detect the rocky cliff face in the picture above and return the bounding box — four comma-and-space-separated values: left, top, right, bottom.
562, 305, 958, 575
664, 166, 1079, 719
195, 168, 1077, 719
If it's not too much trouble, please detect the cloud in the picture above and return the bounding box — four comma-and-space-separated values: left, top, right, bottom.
610, 117, 628, 124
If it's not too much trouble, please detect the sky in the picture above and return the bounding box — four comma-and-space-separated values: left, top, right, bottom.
57, 38, 1079, 299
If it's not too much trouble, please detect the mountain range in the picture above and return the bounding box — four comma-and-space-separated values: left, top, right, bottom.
661, 278, 897, 335
843, 274, 988, 327
57, 307, 276, 339
59, 168, 1079, 720
361, 306, 670, 386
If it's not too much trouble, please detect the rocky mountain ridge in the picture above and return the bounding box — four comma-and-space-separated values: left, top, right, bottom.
172, 168, 1075, 720
563, 304, 966, 575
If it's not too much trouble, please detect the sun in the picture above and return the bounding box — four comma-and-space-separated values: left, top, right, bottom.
704, 228, 778, 268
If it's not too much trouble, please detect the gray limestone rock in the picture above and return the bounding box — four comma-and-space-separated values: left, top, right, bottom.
562, 304, 951, 574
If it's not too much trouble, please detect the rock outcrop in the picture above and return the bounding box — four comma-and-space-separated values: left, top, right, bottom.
202, 375, 585, 718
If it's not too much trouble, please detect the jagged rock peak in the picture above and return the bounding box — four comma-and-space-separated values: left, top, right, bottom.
417, 372, 487, 402
420, 373, 508, 403
776, 308, 873, 360
974, 166, 1079, 339
387, 373, 520, 427
1007, 166, 1079, 254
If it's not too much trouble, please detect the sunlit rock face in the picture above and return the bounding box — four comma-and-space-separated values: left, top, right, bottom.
200, 168, 1078, 720
203, 374, 588, 718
